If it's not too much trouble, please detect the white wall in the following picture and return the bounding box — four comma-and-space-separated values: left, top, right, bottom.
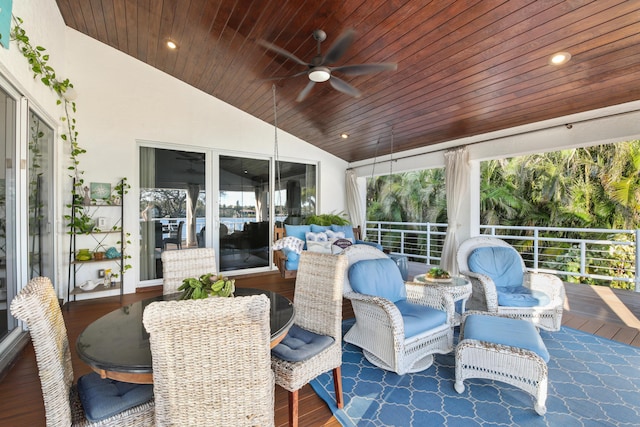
64, 28, 348, 294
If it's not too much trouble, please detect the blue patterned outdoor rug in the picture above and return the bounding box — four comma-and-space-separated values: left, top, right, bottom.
310, 319, 640, 426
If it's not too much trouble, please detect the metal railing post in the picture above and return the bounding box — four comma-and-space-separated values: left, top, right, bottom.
633, 229, 640, 292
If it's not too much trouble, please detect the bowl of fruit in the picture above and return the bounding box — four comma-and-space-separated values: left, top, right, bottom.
425, 267, 452, 283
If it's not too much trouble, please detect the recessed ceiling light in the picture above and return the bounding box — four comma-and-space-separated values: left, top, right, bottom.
166, 40, 178, 50
341, 133, 349, 139
549, 51, 571, 65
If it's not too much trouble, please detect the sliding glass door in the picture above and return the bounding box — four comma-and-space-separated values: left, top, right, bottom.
218, 155, 271, 272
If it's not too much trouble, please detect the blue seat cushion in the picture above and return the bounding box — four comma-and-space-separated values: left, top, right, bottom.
271, 324, 334, 362
463, 314, 550, 362
395, 300, 448, 339
496, 286, 551, 307
349, 258, 407, 303
468, 246, 524, 289
77, 372, 153, 422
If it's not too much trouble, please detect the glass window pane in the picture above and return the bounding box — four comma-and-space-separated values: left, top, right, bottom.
139, 147, 205, 281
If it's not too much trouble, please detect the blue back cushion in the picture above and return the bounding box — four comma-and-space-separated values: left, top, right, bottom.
349, 258, 407, 303
331, 224, 356, 241
310, 224, 331, 233
467, 246, 523, 289
285, 225, 311, 248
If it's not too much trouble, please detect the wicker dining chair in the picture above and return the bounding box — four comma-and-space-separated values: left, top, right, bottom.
143, 294, 274, 427
10, 277, 155, 427
271, 251, 347, 427
161, 247, 217, 294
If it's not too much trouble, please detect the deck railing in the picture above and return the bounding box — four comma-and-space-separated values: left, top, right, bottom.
364, 221, 639, 292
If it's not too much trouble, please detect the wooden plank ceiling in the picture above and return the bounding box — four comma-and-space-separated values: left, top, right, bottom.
55, 0, 640, 163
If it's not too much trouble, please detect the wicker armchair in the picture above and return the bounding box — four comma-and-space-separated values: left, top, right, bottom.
344, 257, 455, 375
271, 251, 347, 427
10, 277, 154, 426
143, 294, 274, 427
456, 236, 566, 331
161, 247, 217, 294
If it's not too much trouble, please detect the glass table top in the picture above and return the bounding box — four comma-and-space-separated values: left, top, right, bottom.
76, 288, 294, 374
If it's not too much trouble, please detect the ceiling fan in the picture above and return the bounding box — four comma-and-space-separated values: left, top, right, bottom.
258, 29, 397, 102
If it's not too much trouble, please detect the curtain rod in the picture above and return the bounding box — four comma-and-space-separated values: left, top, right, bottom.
347, 108, 640, 171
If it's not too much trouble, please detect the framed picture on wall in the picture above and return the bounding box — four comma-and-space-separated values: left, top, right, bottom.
90, 182, 111, 201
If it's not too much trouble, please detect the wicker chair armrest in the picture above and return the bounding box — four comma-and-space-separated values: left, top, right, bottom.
459, 270, 499, 311
405, 283, 456, 325
344, 291, 405, 338
524, 272, 566, 304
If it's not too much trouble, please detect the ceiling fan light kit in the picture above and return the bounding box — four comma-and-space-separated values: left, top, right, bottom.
309, 66, 331, 82
259, 28, 397, 101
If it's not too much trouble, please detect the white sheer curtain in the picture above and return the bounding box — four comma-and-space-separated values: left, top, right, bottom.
139, 147, 156, 280
440, 146, 470, 275
346, 169, 364, 229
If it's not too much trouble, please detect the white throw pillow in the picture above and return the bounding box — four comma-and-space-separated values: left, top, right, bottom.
307, 241, 333, 253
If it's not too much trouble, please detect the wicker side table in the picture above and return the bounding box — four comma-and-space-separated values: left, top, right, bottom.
412, 275, 472, 326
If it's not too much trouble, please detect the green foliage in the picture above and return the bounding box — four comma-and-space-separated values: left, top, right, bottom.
177, 274, 235, 299
303, 212, 350, 226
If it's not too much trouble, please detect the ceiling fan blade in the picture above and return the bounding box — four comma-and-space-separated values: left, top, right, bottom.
255, 70, 308, 82
257, 39, 309, 66
321, 28, 356, 65
332, 62, 398, 76
296, 80, 316, 102
329, 76, 361, 98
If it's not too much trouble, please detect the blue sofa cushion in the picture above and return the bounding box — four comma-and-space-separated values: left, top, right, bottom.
77, 372, 153, 422
271, 324, 334, 362
310, 224, 331, 233
349, 258, 407, 303
285, 224, 311, 249
463, 314, 550, 362
394, 300, 448, 339
496, 286, 551, 307
468, 246, 524, 289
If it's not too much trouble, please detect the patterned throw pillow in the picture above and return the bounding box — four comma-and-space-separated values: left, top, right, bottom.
272, 236, 304, 254
331, 238, 353, 254
305, 231, 329, 242
307, 241, 333, 253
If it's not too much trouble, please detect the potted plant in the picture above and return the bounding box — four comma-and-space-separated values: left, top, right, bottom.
303, 212, 350, 226
177, 274, 235, 300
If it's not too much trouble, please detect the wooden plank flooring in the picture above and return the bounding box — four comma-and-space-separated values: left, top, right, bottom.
0, 269, 638, 426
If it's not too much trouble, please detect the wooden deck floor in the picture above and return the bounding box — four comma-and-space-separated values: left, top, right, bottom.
0, 269, 638, 426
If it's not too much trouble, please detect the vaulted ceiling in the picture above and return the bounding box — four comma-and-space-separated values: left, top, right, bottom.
55, 0, 640, 163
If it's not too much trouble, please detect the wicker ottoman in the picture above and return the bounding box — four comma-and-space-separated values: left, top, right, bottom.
454, 312, 550, 415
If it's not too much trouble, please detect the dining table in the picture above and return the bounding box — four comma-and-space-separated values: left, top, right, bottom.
76, 287, 295, 384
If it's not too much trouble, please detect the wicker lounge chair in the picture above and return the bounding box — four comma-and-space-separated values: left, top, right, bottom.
457, 236, 565, 331
344, 256, 455, 375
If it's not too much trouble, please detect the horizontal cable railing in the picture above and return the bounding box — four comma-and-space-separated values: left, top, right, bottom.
364, 221, 638, 292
